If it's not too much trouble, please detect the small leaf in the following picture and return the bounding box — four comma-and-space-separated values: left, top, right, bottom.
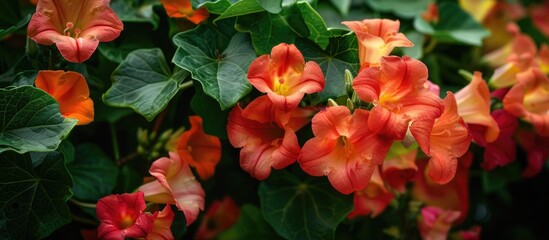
297, 2, 330, 49
0, 151, 73, 239
172, 25, 256, 109
257, 0, 282, 14
259, 169, 353, 240
66, 143, 119, 201
0, 86, 77, 154
413, 2, 490, 46
215, 0, 265, 22
110, 0, 159, 29
297, 32, 359, 104
0, 14, 30, 40
103, 48, 189, 121
219, 204, 283, 240
365, 0, 432, 19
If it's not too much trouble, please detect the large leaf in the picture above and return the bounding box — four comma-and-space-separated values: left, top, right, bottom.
259, 169, 353, 240
365, 0, 432, 19
214, 0, 265, 21
297, 32, 359, 104
0, 151, 73, 239
413, 2, 489, 46
219, 204, 283, 240
103, 48, 189, 121
257, 0, 282, 14
235, 12, 298, 55
110, 0, 160, 29
172, 25, 256, 109
297, 2, 330, 49
0, 86, 77, 154
66, 143, 119, 201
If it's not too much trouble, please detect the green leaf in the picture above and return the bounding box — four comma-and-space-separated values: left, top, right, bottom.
0, 14, 30, 40
259, 170, 353, 240
401, 31, 424, 60
365, 0, 432, 19
297, 2, 330, 49
257, 0, 282, 14
413, 2, 489, 46
110, 0, 160, 29
11, 70, 38, 86
172, 25, 256, 109
236, 12, 297, 55
66, 143, 119, 201
219, 204, 283, 240
297, 32, 359, 104
103, 48, 189, 121
203, 0, 233, 14
328, 0, 351, 16
190, 81, 229, 139
0, 151, 73, 239
192, 0, 235, 9
0, 86, 77, 154
215, 0, 265, 22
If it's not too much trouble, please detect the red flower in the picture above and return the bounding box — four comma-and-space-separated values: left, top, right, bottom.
418, 206, 461, 240
27, 0, 123, 63
160, 0, 209, 24
35, 70, 94, 125
194, 196, 240, 240
97, 192, 158, 240
298, 106, 393, 194
247, 43, 325, 111
177, 116, 221, 180
515, 129, 549, 177
481, 110, 518, 170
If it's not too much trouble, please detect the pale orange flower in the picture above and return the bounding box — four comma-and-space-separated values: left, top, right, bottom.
34, 70, 94, 125
146, 204, 175, 240
160, 0, 209, 24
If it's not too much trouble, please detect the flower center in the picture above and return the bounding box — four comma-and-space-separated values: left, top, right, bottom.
63, 22, 82, 38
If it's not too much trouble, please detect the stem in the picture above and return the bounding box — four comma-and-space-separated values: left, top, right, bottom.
179, 80, 194, 90
69, 198, 97, 209
110, 122, 120, 162
72, 214, 98, 226
423, 38, 437, 55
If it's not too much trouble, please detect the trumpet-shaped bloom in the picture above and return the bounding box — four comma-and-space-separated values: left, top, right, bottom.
97, 191, 158, 240
35, 70, 94, 125
27, 0, 123, 63
298, 106, 393, 194
177, 116, 221, 180
147, 204, 175, 240
503, 68, 549, 136
160, 0, 209, 24
353, 56, 444, 154
227, 96, 308, 180
427, 92, 471, 184
382, 142, 418, 192
481, 110, 518, 170
348, 168, 394, 218
418, 206, 461, 240
454, 72, 499, 144
194, 196, 240, 240
516, 129, 549, 177
137, 152, 205, 226
248, 43, 325, 111
342, 19, 413, 68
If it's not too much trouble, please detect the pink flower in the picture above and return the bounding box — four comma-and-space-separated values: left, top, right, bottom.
247, 43, 325, 111
137, 152, 205, 226
418, 206, 461, 240
97, 192, 157, 240
27, 0, 123, 63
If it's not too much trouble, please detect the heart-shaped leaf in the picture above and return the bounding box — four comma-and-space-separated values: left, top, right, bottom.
215, 0, 265, 22
259, 169, 353, 240
297, 2, 330, 49
0, 150, 73, 239
235, 12, 298, 55
110, 0, 159, 29
172, 25, 256, 109
219, 204, 283, 240
0, 86, 77, 154
103, 48, 189, 121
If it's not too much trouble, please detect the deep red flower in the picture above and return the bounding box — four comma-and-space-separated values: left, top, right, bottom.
194, 196, 240, 240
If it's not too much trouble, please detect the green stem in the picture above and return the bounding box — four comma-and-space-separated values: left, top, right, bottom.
110, 122, 120, 162
179, 80, 194, 90
69, 198, 97, 209
423, 38, 437, 55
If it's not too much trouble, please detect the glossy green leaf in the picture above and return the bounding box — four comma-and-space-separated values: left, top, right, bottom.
215, 0, 265, 22
103, 48, 189, 121
259, 170, 353, 240
110, 0, 159, 29
192, 0, 234, 8
413, 2, 489, 46
0, 86, 77, 154
401, 30, 424, 59
219, 204, 283, 240
236, 12, 297, 55
190, 81, 229, 139
328, 0, 351, 16
0, 151, 73, 239
11, 70, 38, 86
203, 0, 233, 14
257, 0, 282, 13
0, 14, 30, 40
66, 143, 118, 201
297, 32, 359, 104
365, 0, 432, 19
297, 2, 330, 49
172, 25, 256, 109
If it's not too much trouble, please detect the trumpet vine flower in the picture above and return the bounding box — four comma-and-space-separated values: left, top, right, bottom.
342, 19, 413, 68
147, 204, 175, 240
27, 0, 123, 63
35, 70, 94, 125
177, 115, 221, 180
160, 0, 209, 24
247, 43, 325, 111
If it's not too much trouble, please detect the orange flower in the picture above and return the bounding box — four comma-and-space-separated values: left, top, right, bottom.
426, 92, 471, 184
342, 19, 413, 68
298, 106, 394, 194
418, 206, 461, 240
177, 116, 221, 180
382, 142, 418, 192
194, 196, 240, 240
454, 72, 499, 144
34, 70, 94, 125
96, 191, 158, 240
348, 168, 394, 218
227, 96, 309, 180
27, 0, 123, 63
531, 1, 549, 37
147, 204, 175, 240
503, 67, 549, 136
421, 3, 439, 23
160, 0, 209, 24
247, 43, 325, 112
352, 56, 444, 155
137, 152, 205, 226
